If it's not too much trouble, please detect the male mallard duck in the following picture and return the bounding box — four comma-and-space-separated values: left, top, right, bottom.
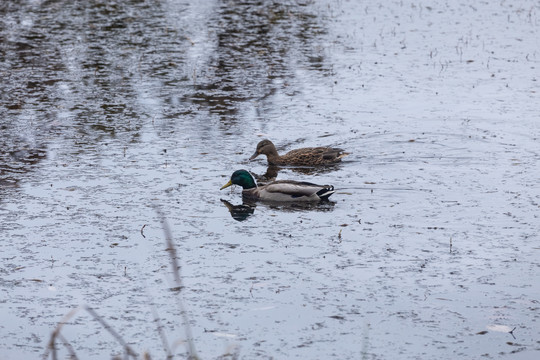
220, 169, 335, 202
249, 139, 349, 166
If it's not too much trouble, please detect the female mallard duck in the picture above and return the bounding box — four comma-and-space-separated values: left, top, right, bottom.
220, 169, 335, 202
249, 139, 349, 166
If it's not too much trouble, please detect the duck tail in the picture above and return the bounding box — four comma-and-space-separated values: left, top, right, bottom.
337, 152, 350, 160
317, 185, 335, 200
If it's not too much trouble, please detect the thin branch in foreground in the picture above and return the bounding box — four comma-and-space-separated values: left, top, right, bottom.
154, 205, 199, 360
155, 208, 183, 288
146, 289, 173, 358
42, 306, 82, 360
57, 333, 79, 360
84, 305, 138, 359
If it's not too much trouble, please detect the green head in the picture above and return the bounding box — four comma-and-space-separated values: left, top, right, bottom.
220, 169, 257, 190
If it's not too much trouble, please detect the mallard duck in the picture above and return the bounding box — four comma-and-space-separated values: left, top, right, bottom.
220, 169, 335, 202
249, 139, 349, 166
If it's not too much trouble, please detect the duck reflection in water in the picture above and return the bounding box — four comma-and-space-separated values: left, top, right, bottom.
220, 199, 256, 222
220, 196, 336, 221
251, 165, 279, 185
252, 164, 342, 185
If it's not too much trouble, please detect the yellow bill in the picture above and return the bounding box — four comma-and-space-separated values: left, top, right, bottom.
220, 180, 233, 190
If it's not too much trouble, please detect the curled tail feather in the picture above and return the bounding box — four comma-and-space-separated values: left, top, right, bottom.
316, 185, 335, 200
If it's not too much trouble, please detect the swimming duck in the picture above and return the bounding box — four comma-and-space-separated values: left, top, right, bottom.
249, 139, 349, 166
220, 169, 335, 202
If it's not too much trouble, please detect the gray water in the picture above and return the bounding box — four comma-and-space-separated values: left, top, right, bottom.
1, 0, 539, 359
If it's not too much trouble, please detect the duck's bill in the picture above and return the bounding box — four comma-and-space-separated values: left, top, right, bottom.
249, 151, 259, 160
220, 180, 233, 190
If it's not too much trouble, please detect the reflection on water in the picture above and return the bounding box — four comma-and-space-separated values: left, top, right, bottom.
251, 165, 280, 184
251, 164, 344, 185
220, 199, 256, 221
221, 197, 335, 221
184, 1, 329, 120
0, 0, 330, 188
0, 134, 47, 192
3, 0, 539, 359
262, 198, 336, 212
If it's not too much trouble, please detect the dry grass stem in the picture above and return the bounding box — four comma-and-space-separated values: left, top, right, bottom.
154, 206, 199, 360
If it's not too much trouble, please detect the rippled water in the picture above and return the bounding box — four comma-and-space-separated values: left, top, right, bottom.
1, 0, 539, 359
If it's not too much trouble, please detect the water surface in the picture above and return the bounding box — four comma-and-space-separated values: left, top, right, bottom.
1, 0, 539, 359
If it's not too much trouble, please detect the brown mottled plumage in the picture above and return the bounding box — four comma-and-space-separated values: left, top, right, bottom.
249, 139, 349, 166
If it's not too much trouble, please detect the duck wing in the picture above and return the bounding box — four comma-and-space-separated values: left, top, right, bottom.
260, 180, 334, 200
283, 147, 348, 165
321, 147, 348, 160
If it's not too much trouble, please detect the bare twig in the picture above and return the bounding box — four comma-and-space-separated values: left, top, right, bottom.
43, 306, 81, 360
57, 333, 79, 360
141, 224, 147, 238
44, 306, 138, 360
154, 206, 199, 360
145, 287, 173, 358
84, 306, 138, 359
44, 206, 201, 360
